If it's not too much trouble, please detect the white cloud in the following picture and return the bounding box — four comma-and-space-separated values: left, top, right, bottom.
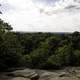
0, 0, 80, 32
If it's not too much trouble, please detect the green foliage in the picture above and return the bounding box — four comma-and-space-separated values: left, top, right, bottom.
0, 19, 12, 33
0, 32, 24, 71
0, 19, 23, 71
0, 19, 80, 71
29, 48, 49, 68
73, 50, 80, 65
46, 55, 62, 69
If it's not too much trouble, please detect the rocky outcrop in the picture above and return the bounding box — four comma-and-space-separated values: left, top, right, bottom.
7, 69, 39, 80
10, 77, 30, 80
1, 67, 80, 80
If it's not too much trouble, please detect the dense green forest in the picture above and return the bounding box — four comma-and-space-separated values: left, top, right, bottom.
0, 19, 80, 71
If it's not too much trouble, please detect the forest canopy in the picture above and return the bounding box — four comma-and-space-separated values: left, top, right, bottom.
0, 19, 80, 71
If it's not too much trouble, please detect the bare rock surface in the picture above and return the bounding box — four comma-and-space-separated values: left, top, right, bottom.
9, 77, 30, 80
1, 67, 80, 80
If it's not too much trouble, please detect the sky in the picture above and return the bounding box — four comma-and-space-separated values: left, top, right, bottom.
0, 0, 80, 32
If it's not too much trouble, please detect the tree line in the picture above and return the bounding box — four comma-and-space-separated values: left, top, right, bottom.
0, 19, 80, 71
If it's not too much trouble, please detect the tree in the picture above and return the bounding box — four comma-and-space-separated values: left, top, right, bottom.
0, 19, 24, 71
0, 19, 13, 32
73, 50, 80, 66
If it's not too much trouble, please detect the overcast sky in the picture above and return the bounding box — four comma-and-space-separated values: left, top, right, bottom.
0, 0, 80, 32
